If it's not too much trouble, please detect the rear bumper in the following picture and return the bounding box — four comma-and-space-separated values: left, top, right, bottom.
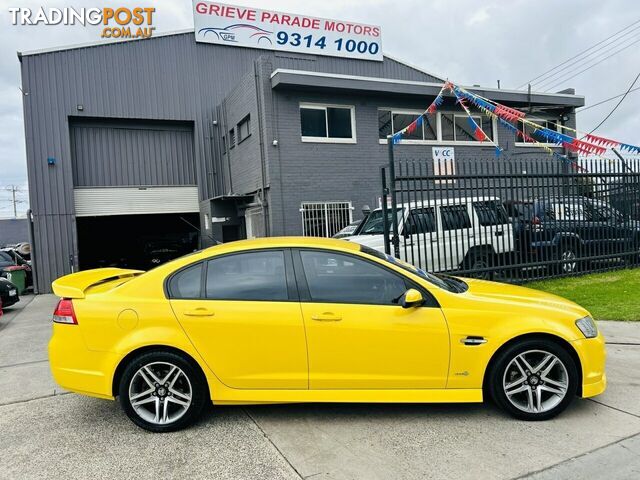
1, 293, 19, 308
48, 324, 116, 400
571, 332, 607, 398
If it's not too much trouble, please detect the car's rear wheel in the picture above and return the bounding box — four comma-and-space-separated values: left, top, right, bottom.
557, 244, 579, 274
119, 350, 208, 432
489, 339, 578, 420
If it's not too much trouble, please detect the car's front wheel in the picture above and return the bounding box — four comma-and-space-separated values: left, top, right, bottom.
119, 350, 209, 432
489, 339, 578, 420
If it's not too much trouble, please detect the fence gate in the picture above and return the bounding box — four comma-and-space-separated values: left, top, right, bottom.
301, 201, 353, 237
381, 155, 640, 283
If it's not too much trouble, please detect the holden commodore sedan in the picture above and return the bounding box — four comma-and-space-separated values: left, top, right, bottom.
49, 237, 606, 432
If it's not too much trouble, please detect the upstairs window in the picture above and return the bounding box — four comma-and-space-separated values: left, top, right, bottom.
237, 115, 251, 143
441, 113, 495, 142
300, 104, 356, 143
517, 118, 560, 145
229, 128, 236, 149
378, 109, 437, 141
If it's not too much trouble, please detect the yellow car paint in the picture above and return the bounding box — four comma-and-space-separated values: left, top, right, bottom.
49, 236, 606, 406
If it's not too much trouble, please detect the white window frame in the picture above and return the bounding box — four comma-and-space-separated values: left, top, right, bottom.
300, 103, 357, 144
300, 201, 354, 237
515, 117, 561, 147
378, 110, 498, 147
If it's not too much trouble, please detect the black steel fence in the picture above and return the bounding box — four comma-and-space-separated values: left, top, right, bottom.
377, 155, 640, 283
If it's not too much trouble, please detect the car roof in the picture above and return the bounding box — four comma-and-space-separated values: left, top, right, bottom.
374, 197, 500, 211
199, 236, 361, 256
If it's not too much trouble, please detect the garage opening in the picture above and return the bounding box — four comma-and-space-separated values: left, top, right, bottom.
77, 213, 200, 271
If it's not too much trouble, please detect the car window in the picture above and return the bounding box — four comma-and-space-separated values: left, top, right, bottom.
206, 250, 288, 301
473, 201, 509, 226
440, 205, 471, 230
553, 201, 585, 220
0, 251, 13, 262
300, 250, 407, 305
406, 208, 437, 235
359, 208, 403, 235
168, 263, 203, 299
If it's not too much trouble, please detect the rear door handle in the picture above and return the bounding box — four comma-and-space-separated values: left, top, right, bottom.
311, 313, 342, 322
184, 308, 215, 317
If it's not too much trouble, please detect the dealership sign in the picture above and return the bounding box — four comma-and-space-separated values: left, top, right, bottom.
193, 1, 383, 61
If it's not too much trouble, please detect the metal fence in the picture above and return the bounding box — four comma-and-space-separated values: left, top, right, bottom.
378, 155, 640, 283
301, 201, 354, 238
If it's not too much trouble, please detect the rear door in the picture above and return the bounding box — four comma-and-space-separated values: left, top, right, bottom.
169, 249, 308, 389
472, 199, 514, 256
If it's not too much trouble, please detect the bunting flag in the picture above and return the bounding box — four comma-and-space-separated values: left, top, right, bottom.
391, 82, 450, 144
388, 80, 640, 165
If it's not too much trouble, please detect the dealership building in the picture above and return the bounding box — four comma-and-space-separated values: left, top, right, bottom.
19, 24, 584, 292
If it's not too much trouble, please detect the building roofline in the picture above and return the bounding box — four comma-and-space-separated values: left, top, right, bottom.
19, 28, 195, 57
17, 30, 443, 84
382, 52, 445, 82
269, 68, 585, 106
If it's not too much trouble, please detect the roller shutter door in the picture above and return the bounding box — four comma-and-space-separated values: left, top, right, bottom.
74, 186, 199, 217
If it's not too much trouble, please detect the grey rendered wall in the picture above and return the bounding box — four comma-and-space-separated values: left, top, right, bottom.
0, 218, 29, 246
70, 120, 196, 187
266, 89, 571, 236
20, 32, 439, 290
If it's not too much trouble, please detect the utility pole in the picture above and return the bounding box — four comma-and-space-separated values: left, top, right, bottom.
4, 185, 25, 218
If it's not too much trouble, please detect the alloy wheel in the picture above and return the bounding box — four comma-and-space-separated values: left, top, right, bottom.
502, 350, 569, 414
128, 361, 192, 425
561, 250, 577, 273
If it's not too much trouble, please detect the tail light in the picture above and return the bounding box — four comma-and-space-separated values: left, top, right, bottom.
531, 216, 543, 232
53, 298, 77, 325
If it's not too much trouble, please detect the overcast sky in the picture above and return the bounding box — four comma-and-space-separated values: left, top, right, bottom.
1, 0, 639, 217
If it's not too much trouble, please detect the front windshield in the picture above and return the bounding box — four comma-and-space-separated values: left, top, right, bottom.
359, 208, 403, 235
359, 245, 456, 291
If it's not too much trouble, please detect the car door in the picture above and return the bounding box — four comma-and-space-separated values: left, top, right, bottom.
294, 248, 449, 390
169, 249, 308, 389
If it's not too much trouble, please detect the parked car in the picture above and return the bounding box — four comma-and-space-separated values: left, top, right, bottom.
49, 237, 605, 432
0, 276, 19, 308
1, 248, 33, 288
506, 196, 640, 273
332, 220, 363, 239
344, 197, 514, 279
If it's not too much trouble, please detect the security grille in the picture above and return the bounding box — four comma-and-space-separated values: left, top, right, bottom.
300, 201, 353, 237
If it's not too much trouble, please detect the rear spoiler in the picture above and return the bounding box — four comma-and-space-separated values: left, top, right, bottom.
51, 268, 144, 299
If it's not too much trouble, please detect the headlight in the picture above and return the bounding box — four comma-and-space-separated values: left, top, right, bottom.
575, 316, 598, 338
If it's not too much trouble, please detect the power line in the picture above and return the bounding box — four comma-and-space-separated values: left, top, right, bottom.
582, 71, 640, 137
517, 18, 640, 89
534, 29, 640, 90
576, 85, 640, 113
530, 25, 640, 89
542, 36, 640, 92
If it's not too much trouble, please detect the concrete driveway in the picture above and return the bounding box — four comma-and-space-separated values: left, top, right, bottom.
1, 295, 639, 480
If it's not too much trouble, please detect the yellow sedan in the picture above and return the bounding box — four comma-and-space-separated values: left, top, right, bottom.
49, 237, 606, 432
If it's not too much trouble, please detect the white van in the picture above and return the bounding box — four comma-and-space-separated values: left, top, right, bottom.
344, 197, 514, 277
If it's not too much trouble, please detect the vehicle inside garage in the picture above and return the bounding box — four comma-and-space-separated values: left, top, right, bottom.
76, 213, 200, 271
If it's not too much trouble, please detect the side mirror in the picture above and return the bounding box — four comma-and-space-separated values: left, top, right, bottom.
400, 288, 423, 308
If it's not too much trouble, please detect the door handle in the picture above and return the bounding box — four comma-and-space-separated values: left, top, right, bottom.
184, 308, 215, 317
495, 230, 504, 236
311, 313, 342, 322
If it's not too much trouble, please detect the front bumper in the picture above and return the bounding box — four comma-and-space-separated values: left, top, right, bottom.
572, 331, 607, 398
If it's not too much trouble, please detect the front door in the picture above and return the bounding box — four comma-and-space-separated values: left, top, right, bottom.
169, 249, 308, 389
295, 249, 449, 389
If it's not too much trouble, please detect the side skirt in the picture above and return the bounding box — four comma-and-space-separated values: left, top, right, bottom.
212, 388, 484, 405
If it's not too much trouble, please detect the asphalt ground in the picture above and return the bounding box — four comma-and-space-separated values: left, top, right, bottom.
1, 295, 639, 480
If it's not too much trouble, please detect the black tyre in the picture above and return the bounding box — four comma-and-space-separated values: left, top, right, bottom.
464, 249, 495, 280
488, 338, 578, 421
118, 350, 209, 432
